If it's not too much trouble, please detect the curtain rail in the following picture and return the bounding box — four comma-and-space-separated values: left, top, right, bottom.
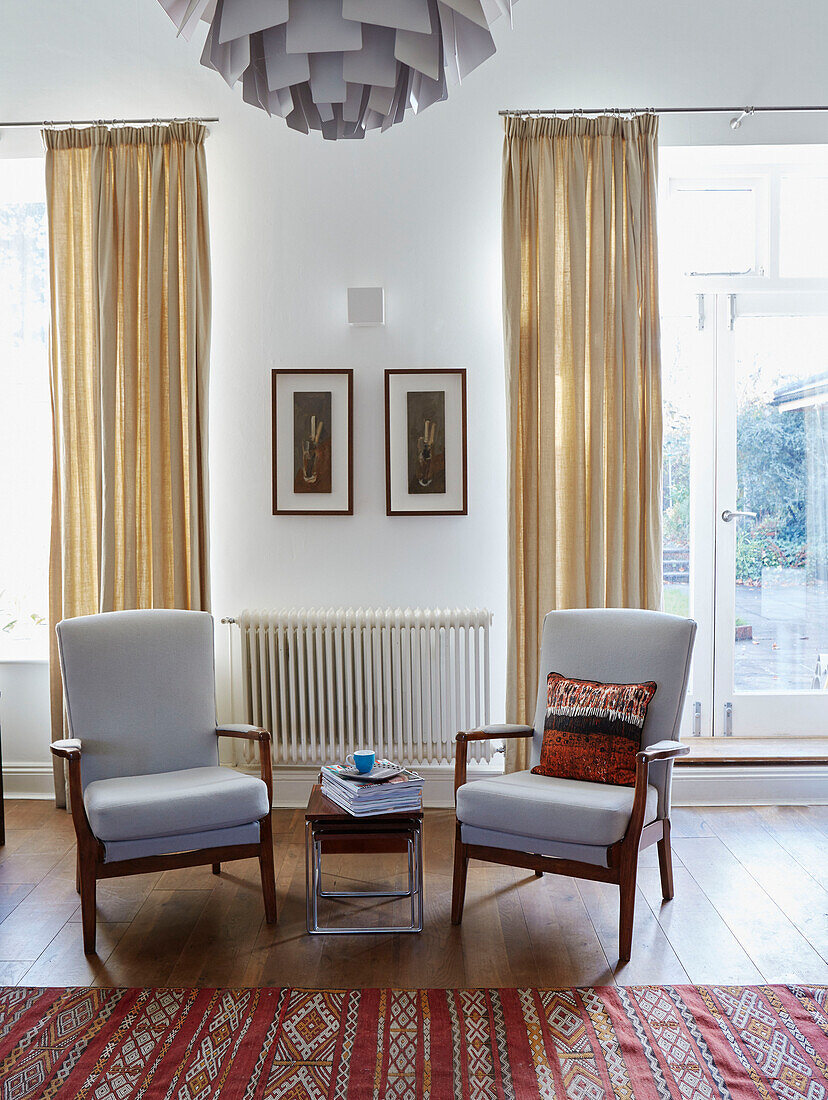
0, 117, 219, 129
499, 105, 828, 117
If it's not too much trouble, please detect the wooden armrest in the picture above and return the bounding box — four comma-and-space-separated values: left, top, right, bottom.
50, 738, 82, 759
50, 738, 100, 868
622, 740, 690, 852
454, 725, 533, 799
456, 725, 533, 744
217, 726, 274, 810
636, 740, 689, 764
216, 724, 272, 744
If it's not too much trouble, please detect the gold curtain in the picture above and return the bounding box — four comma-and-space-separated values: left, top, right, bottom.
502, 114, 663, 772
45, 123, 211, 802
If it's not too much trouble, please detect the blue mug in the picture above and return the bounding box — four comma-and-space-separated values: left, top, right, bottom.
346, 750, 375, 774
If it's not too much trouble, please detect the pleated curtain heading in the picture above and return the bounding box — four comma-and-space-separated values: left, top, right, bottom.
45, 122, 212, 802
501, 113, 663, 772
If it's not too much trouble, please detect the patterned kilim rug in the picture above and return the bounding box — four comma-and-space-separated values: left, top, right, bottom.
0, 985, 825, 1098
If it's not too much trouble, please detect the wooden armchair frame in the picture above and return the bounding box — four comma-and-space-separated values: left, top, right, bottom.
51, 725, 278, 955
451, 727, 689, 961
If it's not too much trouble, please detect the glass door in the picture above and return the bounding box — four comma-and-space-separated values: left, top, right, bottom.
659, 146, 828, 738
713, 297, 828, 735
661, 293, 828, 737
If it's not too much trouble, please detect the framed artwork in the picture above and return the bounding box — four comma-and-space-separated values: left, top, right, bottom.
272, 369, 353, 515
384, 369, 467, 516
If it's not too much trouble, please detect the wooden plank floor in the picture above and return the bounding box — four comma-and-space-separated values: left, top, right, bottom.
0, 800, 826, 988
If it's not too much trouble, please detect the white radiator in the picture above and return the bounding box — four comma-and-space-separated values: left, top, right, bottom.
233, 607, 493, 766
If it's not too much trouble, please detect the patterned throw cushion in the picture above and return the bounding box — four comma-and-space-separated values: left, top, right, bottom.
531, 673, 657, 787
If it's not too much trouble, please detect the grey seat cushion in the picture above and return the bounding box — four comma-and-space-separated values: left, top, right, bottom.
456, 771, 658, 847
84, 766, 270, 843
102, 822, 261, 863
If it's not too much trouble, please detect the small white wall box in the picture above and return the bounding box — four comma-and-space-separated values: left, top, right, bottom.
347, 286, 385, 326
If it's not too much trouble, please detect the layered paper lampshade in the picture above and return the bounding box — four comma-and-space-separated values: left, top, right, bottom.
157, 0, 516, 138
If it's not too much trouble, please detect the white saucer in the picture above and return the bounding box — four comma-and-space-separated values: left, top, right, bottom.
339, 764, 403, 782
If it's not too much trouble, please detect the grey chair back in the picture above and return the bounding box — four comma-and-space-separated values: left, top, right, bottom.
531, 609, 696, 813
56, 609, 219, 789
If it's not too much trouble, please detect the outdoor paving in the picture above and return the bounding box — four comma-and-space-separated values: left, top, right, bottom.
665, 579, 828, 692
733, 581, 828, 691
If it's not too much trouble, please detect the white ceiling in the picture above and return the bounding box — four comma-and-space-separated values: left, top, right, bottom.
3, 0, 828, 153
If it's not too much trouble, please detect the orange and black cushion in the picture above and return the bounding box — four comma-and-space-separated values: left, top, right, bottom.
531, 673, 657, 787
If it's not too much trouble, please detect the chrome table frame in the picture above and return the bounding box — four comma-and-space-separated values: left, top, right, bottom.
305, 819, 424, 935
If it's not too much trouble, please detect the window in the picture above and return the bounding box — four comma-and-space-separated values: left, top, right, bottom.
661, 179, 765, 278
779, 175, 828, 277
0, 159, 50, 659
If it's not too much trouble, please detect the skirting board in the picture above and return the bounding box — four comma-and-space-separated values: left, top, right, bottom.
670, 764, 828, 806
4, 763, 827, 806
2, 762, 55, 799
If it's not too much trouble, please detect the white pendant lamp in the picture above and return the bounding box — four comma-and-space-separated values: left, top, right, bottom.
156, 0, 517, 139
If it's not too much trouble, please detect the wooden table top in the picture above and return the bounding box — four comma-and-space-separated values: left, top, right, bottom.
305, 784, 424, 824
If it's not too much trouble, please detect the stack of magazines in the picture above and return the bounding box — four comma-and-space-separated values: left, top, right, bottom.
321, 760, 423, 816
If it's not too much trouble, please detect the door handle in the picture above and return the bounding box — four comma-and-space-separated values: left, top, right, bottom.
721, 509, 757, 522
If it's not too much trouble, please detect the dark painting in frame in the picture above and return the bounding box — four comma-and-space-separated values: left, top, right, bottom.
406, 390, 447, 495
385, 369, 467, 516
293, 390, 332, 495
272, 369, 353, 515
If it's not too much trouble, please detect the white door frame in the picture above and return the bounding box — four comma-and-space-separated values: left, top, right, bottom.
660, 145, 828, 738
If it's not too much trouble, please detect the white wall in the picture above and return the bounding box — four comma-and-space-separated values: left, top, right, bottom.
0, 663, 52, 796
3, 0, 828, 792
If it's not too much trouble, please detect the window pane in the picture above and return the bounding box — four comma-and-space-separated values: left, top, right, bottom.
661, 313, 695, 623
0, 159, 50, 659
779, 176, 828, 278
663, 186, 757, 276
733, 314, 828, 692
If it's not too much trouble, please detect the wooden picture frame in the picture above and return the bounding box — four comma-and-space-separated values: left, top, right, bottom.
272, 369, 354, 515
384, 369, 468, 516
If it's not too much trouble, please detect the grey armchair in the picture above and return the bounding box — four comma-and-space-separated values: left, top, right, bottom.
51, 609, 277, 954
452, 608, 696, 961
